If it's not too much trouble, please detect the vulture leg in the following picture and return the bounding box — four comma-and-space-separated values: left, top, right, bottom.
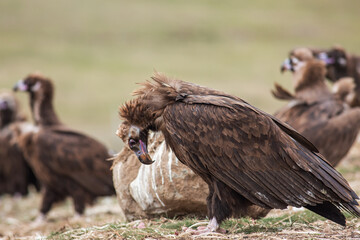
183, 184, 227, 234
32, 187, 60, 226
40, 187, 62, 216
203, 181, 232, 233
15, 175, 29, 196
71, 187, 88, 215
73, 196, 85, 215
206, 185, 215, 218
210, 184, 231, 224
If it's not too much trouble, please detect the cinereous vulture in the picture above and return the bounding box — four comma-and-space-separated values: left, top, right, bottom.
289, 46, 360, 106
13, 74, 115, 219
274, 48, 360, 167
0, 91, 39, 196
118, 72, 360, 233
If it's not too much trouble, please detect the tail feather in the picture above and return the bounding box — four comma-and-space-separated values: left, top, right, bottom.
339, 203, 360, 217
271, 83, 295, 100
305, 201, 346, 226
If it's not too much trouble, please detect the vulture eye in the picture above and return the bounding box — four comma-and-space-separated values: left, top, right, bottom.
128, 138, 137, 149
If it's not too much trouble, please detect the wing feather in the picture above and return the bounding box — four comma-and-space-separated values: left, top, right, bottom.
162, 95, 358, 211
34, 128, 114, 195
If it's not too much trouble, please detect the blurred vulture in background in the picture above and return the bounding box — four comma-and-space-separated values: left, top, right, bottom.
0, 91, 39, 196
273, 48, 360, 167
13, 74, 115, 219
119, 73, 360, 233
290, 46, 360, 106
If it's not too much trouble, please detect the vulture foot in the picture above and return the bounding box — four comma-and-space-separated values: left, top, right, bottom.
183, 217, 227, 235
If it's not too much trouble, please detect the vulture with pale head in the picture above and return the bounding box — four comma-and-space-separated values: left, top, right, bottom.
289, 46, 360, 106
274, 48, 360, 167
119, 73, 360, 233
314, 46, 360, 84
13, 74, 115, 219
0, 91, 39, 196
318, 46, 360, 106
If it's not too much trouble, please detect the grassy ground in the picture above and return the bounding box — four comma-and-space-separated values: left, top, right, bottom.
0, 0, 359, 151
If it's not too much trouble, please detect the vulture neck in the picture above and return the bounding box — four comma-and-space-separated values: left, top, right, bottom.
0, 109, 15, 128
293, 62, 330, 101
30, 91, 62, 127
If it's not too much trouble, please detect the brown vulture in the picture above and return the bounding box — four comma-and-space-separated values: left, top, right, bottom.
290, 46, 360, 106
119, 72, 360, 232
0, 91, 40, 196
274, 48, 360, 167
13, 74, 115, 219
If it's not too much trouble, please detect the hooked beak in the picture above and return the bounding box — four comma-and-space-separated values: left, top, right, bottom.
13, 80, 27, 92
134, 140, 154, 165
280, 58, 292, 73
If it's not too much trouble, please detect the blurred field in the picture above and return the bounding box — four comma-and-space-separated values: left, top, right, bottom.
1, 0, 360, 239
0, 0, 359, 151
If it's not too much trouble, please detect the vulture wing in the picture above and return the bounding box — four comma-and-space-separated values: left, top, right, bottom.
34, 127, 114, 196
162, 94, 359, 214
274, 98, 346, 133
300, 107, 360, 166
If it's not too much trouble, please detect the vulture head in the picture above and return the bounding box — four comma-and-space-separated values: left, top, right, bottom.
13, 73, 61, 126
316, 46, 348, 82
281, 48, 326, 91
117, 99, 155, 165
0, 91, 22, 128
117, 75, 182, 165
116, 121, 153, 165
13, 73, 54, 100
281, 48, 314, 73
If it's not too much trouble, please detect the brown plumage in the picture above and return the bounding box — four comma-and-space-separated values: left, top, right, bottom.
13, 74, 115, 217
119, 72, 360, 232
332, 77, 357, 107
0, 91, 39, 196
275, 48, 360, 167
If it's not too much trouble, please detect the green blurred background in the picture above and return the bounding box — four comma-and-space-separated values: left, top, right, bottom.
0, 0, 359, 151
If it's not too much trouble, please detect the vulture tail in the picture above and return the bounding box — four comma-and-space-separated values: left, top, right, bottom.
305, 201, 345, 226
271, 83, 295, 100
